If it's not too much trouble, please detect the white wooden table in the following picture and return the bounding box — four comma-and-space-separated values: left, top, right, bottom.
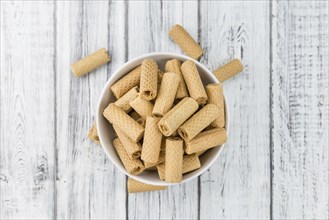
1, 1, 328, 219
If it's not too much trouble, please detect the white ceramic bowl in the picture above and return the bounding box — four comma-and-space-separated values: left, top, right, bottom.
96, 52, 229, 186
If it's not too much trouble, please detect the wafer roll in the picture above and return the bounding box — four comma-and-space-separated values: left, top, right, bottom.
168, 25, 203, 60
165, 138, 184, 183
129, 111, 145, 127
130, 95, 154, 120
141, 117, 163, 163
113, 124, 142, 159
103, 103, 144, 142
185, 128, 227, 154
153, 72, 180, 117
178, 104, 219, 141
181, 60, 208, 104
213, 59, 243, 82
111, 66, 141, 99
157, 154, 201, 180
113, 138, 144, 175
206, 83, 225, 128
71, 48, 110, 77
127, 178, 167, 193
158, 97, 198, 136
140, 59, 158, 100
165, 59, 189, 99
144, 142, 166, 168
87, 123, 100, 144
114, 86, 139, 113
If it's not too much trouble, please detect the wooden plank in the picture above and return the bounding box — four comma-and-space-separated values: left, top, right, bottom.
199, 1, 271, 219
0, 1, 55, 219
55, 1, 126, 219
127, 1, 199, 219
271, 1, 329, 219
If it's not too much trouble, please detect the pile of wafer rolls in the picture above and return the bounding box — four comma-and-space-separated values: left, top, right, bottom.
103, 58, 229, 184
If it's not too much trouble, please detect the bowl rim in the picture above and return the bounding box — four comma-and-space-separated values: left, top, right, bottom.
96, 52, 229, 186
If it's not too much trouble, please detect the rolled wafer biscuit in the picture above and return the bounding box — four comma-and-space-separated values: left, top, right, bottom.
165, 138, 184, 183
140, 59, 158, 100
158, 97, 198, 136
114, 86, 139, 113
87, 123, 100, 144
129, 111, 145, 127
113, 124, 142, 159
206, 83, 225, 128
111, 66, 141, 99
130, 95, 154, 120
71, 48, 110, 77
213, 59, 243, 82
127, 178, 167, 193
185, 128, 227, 154
181, 60, 208, 104
113, 138, 144, 175
153, 72, 180, 117
165, 59, 189, 99
178, 104, 219, 141
157, 154, 201, 180
141, 116, 163, 164
103, 103, 144, 142
144, 141, 166, 168
168, 25, 204, 60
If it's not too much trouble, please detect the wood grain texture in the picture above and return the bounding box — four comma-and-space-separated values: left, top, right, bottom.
199, 1, 271, 219
0, 1, 55, 219
55, 1, 126, 219
271, 1, 329, 219
127, 1, 199, 219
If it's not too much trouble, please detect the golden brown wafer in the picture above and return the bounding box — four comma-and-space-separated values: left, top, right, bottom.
111, 66, 141, 99
152, 72, 180, 117
185, 128, 227, 154
181, 60, 208, 104
114, 86, 139, 113
113, 124, 142, 159
158, 97, 199, 136
178, 104, 219, 141
141, 116, 163, 164
144, 142, 166, 168
87, 122, 100, 144
130, 95, 154, 120
127, 178, 167, 193
213, 59, 243, 82
103, 103, 144, 142
140, 59, 158, 100
113, 138, 144, 175
129, 111, 146, 127
71, 48, 110, 77
165, 59, 189, 99
206, 83, 225, 128
165, 138, 184, 183
168, 25, 203, 60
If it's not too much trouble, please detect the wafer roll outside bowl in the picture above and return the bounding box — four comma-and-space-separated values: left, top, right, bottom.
141, 116, 163, 164
168, 24, 204, 60
113, 138, 144, 175
213, 59, 243, 82
153, 72, 180, 117
165, 138, 184, 183
103, 103, 144, 142
158, 97, 199, 136
185, 128, 227, 154
178, 104, 219, 141
71, 48, 110, 77
114, 86, 139, 113
206, 83, 225, 128
127, 178, 167, 193
110, 66, 141, 99
130, 95, 154, 120
140, 59, 158, 100
181, 60, 208, 105
165, 59, 189, 99
113, 124, 142, 159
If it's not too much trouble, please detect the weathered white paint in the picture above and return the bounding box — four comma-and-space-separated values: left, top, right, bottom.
271, 1, 329, 219
0, 1, 55, 219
